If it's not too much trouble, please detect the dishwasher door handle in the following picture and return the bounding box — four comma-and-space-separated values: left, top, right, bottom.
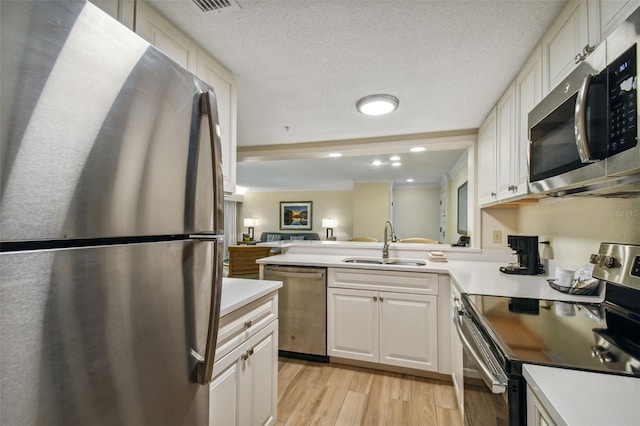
264, 269, 325, 280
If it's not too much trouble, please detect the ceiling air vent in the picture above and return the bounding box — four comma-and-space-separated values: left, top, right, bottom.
191, 0, 240, 13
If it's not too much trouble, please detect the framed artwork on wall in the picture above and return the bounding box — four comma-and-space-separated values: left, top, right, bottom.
280, 201, 312, 230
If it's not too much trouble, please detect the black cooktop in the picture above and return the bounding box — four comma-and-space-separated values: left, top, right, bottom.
463, 293, 640, 377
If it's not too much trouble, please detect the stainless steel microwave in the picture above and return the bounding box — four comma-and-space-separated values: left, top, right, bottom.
528, 9, 640, 197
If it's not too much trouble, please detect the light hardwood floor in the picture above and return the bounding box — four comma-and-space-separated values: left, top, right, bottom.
277, 358, 463, 426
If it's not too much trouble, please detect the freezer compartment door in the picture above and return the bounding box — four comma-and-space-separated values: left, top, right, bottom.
0, 0, 221, 241
0, 239, 220, 426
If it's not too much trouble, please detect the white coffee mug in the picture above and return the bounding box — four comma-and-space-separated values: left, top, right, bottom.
555, 267, 576, 287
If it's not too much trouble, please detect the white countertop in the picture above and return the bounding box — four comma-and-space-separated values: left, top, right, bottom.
220, 277, 282, 317
523, 364, 640, 426
257, 253, 604, 303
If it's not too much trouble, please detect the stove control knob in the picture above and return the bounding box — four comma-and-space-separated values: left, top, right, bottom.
591, 345, 606, 357
589, 254, 599, 264
600, 256, 616, 269
598, 351, 615, 363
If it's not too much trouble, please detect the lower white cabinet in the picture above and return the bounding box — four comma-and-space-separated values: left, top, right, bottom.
327, 287, 438, 371
526, 384, 557, 426
210, 319, 278, 426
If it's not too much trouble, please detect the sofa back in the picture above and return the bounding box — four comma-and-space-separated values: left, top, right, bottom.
259, 232, 321, 242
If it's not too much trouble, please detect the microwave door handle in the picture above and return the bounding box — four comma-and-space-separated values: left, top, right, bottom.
574, 73, 599, 163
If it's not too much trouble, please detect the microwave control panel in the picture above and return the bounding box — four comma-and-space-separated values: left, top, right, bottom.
608, 44, 637, 155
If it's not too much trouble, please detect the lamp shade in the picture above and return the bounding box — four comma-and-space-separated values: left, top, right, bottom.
243, 217, 259, 227
322, 218, 337, 228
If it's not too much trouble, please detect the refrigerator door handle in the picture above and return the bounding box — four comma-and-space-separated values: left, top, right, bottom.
201, 91, 225, 235
193, 238, 224, 385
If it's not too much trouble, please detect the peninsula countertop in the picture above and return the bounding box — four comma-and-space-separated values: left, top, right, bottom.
220, 277, 282, 317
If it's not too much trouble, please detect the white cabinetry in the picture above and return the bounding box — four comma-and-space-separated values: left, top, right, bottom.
496, 82, 518, 200
541, 1, 591, 94
526, 384, 558, 426
135, 1, 237, 193
593, 1, 639, 40
89, 0, 134, 29
477, 107, 498, 206
327, 268, 439, 372
209, 292, 278, 426
197, 53, 237, 193
515, 45, 543, 194
136, 1, 198, 72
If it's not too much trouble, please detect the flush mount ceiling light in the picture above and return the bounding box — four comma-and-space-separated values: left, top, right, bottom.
356, 94, 399, 116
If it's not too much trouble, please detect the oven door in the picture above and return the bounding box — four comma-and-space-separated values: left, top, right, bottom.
453, 306, 509, 426
528, 42, 608, 194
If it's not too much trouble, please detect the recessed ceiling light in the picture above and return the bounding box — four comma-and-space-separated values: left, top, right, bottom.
372, 160, 382, 166
389, 155, 400, 161
356, 94, 399, 116
406, 178, 414, 183
391, 162, 402, 167
328, 152, 342, 158
410, 146, 426, 152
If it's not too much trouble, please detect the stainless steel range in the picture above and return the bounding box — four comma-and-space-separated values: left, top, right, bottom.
454, 243, 640, 425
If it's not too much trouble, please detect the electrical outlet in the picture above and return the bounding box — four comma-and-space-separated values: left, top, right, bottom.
492, 230, 502, 244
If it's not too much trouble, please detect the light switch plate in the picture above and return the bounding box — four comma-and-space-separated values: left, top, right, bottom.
492, 230, 502, 244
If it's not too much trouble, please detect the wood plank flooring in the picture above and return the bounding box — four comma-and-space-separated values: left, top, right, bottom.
277, 358, 463, 426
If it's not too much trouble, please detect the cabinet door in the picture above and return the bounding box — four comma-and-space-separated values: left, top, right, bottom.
135, 1, 197, 72
242, 320, 278, 426
477, 107, 498, 206
594, 0, 639, 40
197, 52, 237, 194
515, 45, 543, 195
210, 356, 240, 426
379, 292, 438, 371
526, 385, 557, 426
496, 83, 517, 200
89, 0, 134, 29
327, 288, 378, 362
541, 1, 590, 94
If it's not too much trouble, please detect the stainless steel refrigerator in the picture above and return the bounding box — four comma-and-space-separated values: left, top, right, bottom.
1, 1, 224, 424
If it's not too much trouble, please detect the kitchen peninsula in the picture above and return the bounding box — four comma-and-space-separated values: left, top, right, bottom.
256, 240, 639, 425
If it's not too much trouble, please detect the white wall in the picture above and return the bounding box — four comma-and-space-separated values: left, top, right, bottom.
516, 197, 640, 267
393, 187, 440, 240
480, 197, 640, 267
238, 190, 353, 241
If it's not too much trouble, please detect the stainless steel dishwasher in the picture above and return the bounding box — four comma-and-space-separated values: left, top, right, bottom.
263, 265, 328, 362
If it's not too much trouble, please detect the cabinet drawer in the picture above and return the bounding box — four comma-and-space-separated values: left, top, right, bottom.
328, 268, 438, 295
216, 292, 278, 360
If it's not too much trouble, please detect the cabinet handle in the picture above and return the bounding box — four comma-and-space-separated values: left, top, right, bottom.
373, 296, 378, 302
491, 192, 496, 197
241, 351, 249, 361
248, 348, 254, 356
575, 44, 596, 64
508, 185, 517, 191
379, 296, 384, 302
244, 320, 252, 329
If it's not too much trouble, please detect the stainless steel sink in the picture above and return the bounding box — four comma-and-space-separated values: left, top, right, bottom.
342, 257, 426, 266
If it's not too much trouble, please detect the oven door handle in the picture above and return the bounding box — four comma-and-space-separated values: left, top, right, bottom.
454, 309, 507, 394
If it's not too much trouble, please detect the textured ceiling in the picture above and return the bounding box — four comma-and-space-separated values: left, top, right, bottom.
147, 0, 566, 189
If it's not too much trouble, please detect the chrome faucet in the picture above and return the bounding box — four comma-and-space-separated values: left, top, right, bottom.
382, 220, 396, 260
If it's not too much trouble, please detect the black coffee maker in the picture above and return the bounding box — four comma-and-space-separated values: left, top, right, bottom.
500, 235, 545, 275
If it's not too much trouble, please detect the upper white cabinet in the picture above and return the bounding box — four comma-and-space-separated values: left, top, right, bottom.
198, 52, 238, 194
541, 1, 591, 94
591, 0, 640, 41
477, 107, 498, 206
136, 1, 198, 72
135, 1, 237, 193
514, 45, 543, 194
496, 82, 518, 200
89, 0, 134, 29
